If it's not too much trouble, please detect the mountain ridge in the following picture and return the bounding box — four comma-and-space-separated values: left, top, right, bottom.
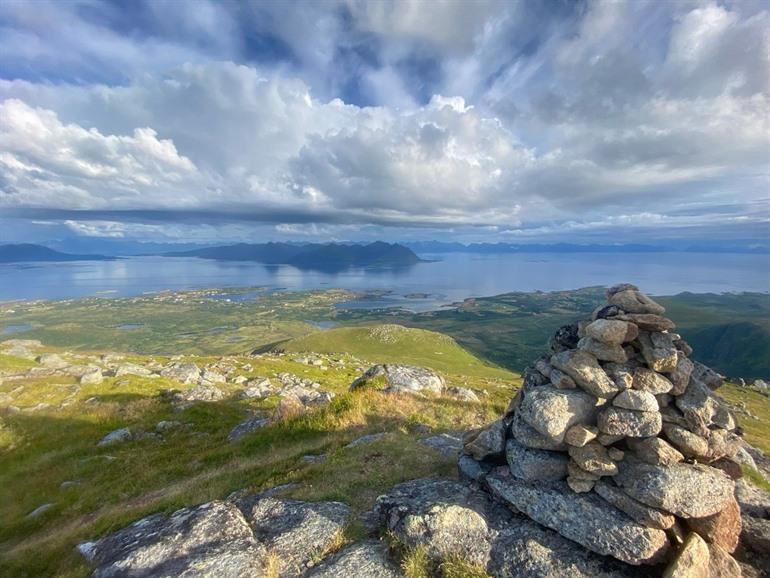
0, 244, 114, 263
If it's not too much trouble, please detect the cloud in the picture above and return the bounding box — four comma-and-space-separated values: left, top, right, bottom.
0, 0, 767, 244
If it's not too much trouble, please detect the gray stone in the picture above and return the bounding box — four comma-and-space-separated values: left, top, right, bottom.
691, 361, 725, 390
568, 442, 618, 476
661, 532, 709, 578
676, 378, 734, 437
614, 459, 734, 518
551, 350, 619, 398
80, 368, 104, 385
486, 472, 670, 565
228, 417, 269, 442
585, 319, 639, 345
172, 384, 225, 403
26, 503, 55, 519
510, 413, 567, 451
345, 432, 387, 449
241, 377, 273, 399
238, 496, 351, 578
518, 385, 599, 444
375, 478, 493, 567
609, 289, 665, 315
666, 352, 694, 395
636, 332, 678, 373
549, 368, 576, 389
564, 424, 598, 447
707, 544, 742, 578
37, 353, 69, 369
114, 363, 154, 378
577, 337, 628, 363
463, 419, 506, 459
160, 362, 201, 384
418, 433, 462, 458
446, 386, 480, 402
597, 407, 662, 438
78, 501, 267, 578
662, 423, 709, 458
632, 367, 673, 394
457, 454, 493, 484
611, 313, 675, 332
97, 427, 133, 447
506, 439, 569, 481
603, 361, 637, 390
613, 389, 658, 412
350, 364, 444, 394
594, 480, 675, 530
305, 541, 402, 578
627, 437, 684, 466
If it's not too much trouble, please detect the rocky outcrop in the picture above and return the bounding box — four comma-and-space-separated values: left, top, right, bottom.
350, 364, 444, 394
456, 284, 747, 576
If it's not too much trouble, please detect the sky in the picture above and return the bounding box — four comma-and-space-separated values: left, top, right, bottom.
0, 0, 768, 247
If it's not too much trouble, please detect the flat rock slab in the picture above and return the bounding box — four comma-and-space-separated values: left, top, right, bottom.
305, 540, 402, 578
486, 471, 670, 565
78, 501, 267, 578
237, 496, 351, 578
614, 459, 734, 519
418, 433, 462, 458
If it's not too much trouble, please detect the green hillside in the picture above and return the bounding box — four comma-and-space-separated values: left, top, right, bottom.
270, 324, 513, 379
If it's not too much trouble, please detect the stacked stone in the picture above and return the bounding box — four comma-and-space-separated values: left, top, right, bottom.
460, 284, 744, 574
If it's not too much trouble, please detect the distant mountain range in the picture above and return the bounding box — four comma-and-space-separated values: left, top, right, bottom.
0, 244, 113, 263
166, 241, 422, 270
403, 241, 770, 254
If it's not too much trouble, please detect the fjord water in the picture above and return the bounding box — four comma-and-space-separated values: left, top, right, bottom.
0, 252, 767, 307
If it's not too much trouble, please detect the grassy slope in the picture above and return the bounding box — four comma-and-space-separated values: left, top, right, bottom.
0, 339, 517, 576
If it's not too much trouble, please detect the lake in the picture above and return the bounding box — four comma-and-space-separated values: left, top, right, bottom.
0, 253, 768, 309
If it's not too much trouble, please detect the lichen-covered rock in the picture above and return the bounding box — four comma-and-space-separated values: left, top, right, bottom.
594, 480, 675, 530
636, 332, 678, 373
614, 459, 734, 519
419, 433, 462, 458
78, 501, 267, 577
686, 496, 741, 553
550, 350, 619, 398
632, 367, 673, 394
350, 364, 444, 394
518, 386, 599, 444
305, 541, 402, 578
608, 289, 665, 315
627, 437, 684, 466
160, 362, 201, 384
597, 407, 662, 438
486, 471, 669, 565
577, 337, 628, 363
611, 313, 675, 332
662, 532, 709, 578
463, 418, 506, 460
584, 319, 639, 346
375, 478, 493, 567
511, 413, 567, 451
567, 442, 618, 476
612, 389, 658, 412
507, 439, 569, 481
237, 496, 351, 577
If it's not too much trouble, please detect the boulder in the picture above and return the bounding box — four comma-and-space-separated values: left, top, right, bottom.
350, 364, 444, 394
603, 362, 636, 390
611, 313, 675, 332
305, 541, 401, 578
608, 289, 665, 315
686, 496, 741, 553
584, 319, 639, 345
506, 439, 569, 481
517, 386, 599, 444
375, 478, 493, 567
632, 367, 673, 394
666, 353, 694, 396
549, 368, 576, 389
691, 361, 725, 390
613, 389, 658, 412
114, 363, 154, 378
636, 332, 678, 373
173, 384, 225, 403
662, 532, 709, 578
486, 472, 670, 565
463, 418, 506, 460
567, 442, 618, 476
228, 417, 269, 443
597, 407, 662, 438
614, 460, 734, 519
160, 362, 201, 384
237, 496, 351, 577
594, 480, 675, 530
510, 413, 567, 451
740, 516, 770, 556
80, 368, 104, 385
37, 353, 69, 369
97, 427, 133, 447
577, 337, 628, 363
564, 424, 598, 447
78, 501, 267, 577
706, 544, 742, 578
550, 350, 619, 398
418, 433, 462, 458
627, 437, 684, 466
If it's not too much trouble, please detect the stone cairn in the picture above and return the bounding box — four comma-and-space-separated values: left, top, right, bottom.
459, 284, 745, 575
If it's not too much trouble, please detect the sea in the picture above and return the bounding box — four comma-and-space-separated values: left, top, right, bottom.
0, 252, 768, 311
